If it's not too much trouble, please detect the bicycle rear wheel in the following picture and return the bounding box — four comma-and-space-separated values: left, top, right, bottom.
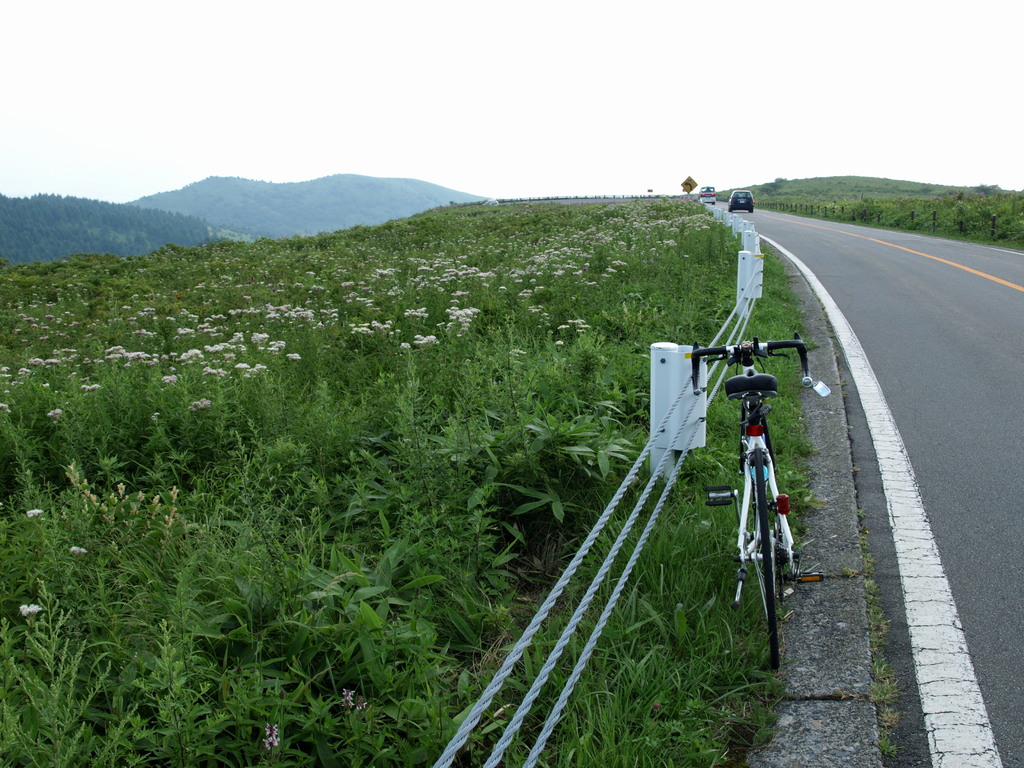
751, 448, 780, 670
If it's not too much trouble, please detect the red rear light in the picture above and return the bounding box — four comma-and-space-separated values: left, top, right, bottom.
777, 494, 790, 515
746, 425, 764, 436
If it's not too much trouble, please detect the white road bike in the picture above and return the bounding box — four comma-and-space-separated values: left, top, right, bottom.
689, 335, 829, 670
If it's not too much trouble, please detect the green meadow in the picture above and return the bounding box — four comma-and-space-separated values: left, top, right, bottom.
0, 200, 815, 766
744, 177, 1024, 248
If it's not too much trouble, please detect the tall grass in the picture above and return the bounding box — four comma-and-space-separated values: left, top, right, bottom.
0, 200, 813, 766
760, 191, 1024, 248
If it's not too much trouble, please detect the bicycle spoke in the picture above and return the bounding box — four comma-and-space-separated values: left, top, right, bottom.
752, 448, 780, 670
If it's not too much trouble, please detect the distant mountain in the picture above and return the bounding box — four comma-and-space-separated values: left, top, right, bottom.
131, 174, 487, 237
0, 193, 215, 265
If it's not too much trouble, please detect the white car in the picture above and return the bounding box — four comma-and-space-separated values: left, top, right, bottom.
700, 187, 716, 204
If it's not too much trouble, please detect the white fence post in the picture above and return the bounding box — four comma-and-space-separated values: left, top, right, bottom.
750, 250, 763, 300
649, 343, 706, 477
736, 248, 763, 317
742, 223, 759, 255
736, 249, 752, 314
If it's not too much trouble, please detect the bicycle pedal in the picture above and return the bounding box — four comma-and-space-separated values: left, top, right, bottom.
796, 572, 825, 583
705, 486, 736, 506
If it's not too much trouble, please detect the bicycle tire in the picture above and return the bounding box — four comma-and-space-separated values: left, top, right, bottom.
752, 447, 781, 670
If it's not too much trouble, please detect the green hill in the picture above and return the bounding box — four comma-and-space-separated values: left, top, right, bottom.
722, 175, 1010, 200
132, 174, 487, 237
0, 193, 214, 265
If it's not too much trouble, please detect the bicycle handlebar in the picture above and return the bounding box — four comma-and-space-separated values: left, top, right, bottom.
689, 333, 814, 391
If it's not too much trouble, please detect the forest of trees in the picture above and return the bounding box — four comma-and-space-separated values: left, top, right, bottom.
0, 193, 214, 264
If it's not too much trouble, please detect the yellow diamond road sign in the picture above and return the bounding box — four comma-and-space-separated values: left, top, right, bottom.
682, 176, 697, 193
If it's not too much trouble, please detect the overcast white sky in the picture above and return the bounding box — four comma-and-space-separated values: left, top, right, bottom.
2, 0, 1020, 203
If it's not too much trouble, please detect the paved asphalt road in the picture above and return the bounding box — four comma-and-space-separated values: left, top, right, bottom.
746, 208, 1024, 767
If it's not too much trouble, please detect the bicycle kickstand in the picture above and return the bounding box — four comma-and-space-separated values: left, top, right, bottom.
733, 565, 746, 610
705, 486, 745, 609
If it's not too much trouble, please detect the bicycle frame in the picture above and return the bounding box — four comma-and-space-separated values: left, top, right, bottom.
736, 419, 794, 610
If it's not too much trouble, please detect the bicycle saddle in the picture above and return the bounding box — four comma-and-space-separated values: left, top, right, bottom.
725, 372, 778, 399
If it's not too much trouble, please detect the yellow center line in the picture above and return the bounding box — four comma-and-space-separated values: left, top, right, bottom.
762, 215, 1024, 293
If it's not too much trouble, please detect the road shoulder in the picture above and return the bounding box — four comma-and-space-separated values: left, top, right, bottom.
746, 251, 883, 768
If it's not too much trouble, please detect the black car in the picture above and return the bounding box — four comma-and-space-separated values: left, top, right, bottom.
728, 190, 754, 213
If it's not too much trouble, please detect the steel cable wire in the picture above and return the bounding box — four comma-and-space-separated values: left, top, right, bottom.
430, 371, 694, 768
496, 365, 736, 766
522, 429, 702, 767
481, 394, 703, 766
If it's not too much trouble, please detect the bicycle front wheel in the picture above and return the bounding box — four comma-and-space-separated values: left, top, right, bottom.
751, 447, 780, 670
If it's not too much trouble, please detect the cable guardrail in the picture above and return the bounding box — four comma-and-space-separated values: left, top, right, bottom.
516, 416, 707, 768
432, 208, 762, 768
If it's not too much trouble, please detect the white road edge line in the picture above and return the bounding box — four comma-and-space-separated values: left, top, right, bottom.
764, 235, 1004, 768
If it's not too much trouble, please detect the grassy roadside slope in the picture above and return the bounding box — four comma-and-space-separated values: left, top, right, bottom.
0, 200, 814, 766
720, 176, 1024, 249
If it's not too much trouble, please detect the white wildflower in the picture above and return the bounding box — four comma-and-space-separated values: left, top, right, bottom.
444, 307, 480, 336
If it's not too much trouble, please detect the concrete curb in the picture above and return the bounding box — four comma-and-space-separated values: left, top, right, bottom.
746, 255, 883, 768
